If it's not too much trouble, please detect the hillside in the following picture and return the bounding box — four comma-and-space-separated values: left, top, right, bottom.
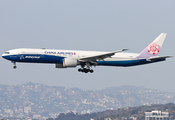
48, 103, 175, 120
0, 82, 175, 119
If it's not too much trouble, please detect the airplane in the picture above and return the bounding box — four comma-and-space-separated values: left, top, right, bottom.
2, 33, 172, 73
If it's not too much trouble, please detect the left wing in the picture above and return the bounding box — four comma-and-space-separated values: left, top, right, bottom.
79, 49, 128, 62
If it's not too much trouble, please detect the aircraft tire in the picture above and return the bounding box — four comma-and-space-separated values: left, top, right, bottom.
78, 68, 81, 72
84, 69, 88, 73
90, 70, 94, 73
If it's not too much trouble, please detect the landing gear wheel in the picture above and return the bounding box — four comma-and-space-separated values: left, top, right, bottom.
78, 68, 81, 72
13, 66, 17, 69
85, 69, 88, 73
78, 66, 94, 73
90, 69, 94, 73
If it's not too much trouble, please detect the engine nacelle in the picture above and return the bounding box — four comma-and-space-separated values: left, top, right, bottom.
55, 64, 66, 68
63, 58, 78, 67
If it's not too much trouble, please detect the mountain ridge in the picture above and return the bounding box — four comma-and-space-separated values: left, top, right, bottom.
0, 82, 174, 119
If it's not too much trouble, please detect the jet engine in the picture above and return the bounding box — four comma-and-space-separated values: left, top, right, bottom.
63, 58, 78, 67
55, 58, 78, 68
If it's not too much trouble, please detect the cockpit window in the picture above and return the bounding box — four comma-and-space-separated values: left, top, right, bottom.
5, 52, 10, 54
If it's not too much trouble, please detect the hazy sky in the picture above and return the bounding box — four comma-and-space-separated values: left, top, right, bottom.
0, 1, 175, 92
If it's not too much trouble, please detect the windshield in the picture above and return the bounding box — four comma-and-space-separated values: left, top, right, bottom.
5, 52, 10, 54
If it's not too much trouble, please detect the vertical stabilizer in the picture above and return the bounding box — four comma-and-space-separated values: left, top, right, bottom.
137, 33, 167, 59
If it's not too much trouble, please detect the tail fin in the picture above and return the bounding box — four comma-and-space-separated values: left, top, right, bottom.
137, 33, 167, 59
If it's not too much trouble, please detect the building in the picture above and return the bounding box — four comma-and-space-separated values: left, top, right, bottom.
104, 118, 112, 120
33, 114, 41, 119
129, 117, 137, 120
24, 106, 31, 114
145, 110, 173, 120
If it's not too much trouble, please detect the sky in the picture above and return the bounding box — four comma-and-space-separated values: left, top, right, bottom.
0, 0, 175, 92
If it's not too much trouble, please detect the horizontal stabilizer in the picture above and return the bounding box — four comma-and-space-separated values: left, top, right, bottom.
146, 56, 172, 61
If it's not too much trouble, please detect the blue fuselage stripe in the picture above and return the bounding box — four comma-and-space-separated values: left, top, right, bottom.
3, 54, 65, 64
97, 58, 165, 66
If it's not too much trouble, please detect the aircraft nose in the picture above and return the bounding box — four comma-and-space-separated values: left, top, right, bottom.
2, 54, 6, 59
2, 53, 8, 59
2, 54, 5, 58
2, 51, 12, 60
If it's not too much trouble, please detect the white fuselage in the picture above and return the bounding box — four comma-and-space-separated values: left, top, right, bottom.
2, 48, 138, 61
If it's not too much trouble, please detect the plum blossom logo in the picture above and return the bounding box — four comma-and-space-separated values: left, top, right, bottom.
147, 42, 160, 55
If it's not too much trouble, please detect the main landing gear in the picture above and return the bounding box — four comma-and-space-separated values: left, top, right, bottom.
78, 63, 94, 73
78, 68, 94, 73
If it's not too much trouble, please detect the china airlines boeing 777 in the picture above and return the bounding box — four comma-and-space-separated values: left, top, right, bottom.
2, 33, 172, 73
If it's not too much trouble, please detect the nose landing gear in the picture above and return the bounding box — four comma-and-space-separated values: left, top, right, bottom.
12, 61, 17, 69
